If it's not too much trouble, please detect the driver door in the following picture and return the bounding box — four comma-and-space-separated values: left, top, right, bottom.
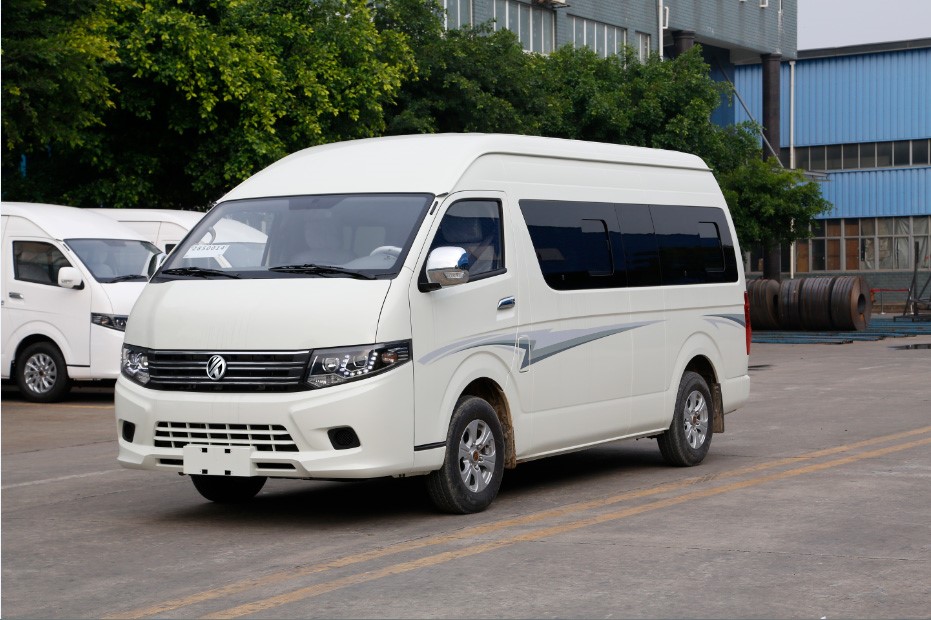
409, 191, 524, 451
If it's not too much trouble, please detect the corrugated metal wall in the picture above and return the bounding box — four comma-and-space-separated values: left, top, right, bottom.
733, 47, 931, 146
731, 45, 931, 219
820, 168, 931, 218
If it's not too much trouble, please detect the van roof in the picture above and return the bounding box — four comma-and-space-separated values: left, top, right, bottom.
88, 208, 205, 227
0, 202, 149, 241
221, 133, 710, 201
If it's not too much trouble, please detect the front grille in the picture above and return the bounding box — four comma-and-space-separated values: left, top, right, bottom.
146, 350, 310, 392
154, 421, 299, 452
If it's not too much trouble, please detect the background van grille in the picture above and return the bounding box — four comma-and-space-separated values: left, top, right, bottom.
154, 421, 299, 452
146, 350, 310, 392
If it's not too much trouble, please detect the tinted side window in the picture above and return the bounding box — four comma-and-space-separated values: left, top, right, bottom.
13, 241, 72, 285
617, 204, 662, 287
650, 205, 738, 285
520, 200, 626, 290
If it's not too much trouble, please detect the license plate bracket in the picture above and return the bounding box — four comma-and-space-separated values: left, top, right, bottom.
182, 445, 254, 477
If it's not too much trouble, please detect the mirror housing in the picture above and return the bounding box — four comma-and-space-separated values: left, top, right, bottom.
148, 253, 168, 277
57, 267, 83, 289
425, 246, 470, 288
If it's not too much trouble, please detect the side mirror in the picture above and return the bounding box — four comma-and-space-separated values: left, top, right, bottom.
57, 267, 83, 289
426, 246, 470, 288
148, 253, 168, 277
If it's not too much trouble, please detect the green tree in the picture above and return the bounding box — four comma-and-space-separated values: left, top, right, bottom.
3, 0, 416, 208
718, 155, 831, 249
1, 0, 118, 153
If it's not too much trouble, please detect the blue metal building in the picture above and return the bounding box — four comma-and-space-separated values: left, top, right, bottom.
729, 40, 931, 288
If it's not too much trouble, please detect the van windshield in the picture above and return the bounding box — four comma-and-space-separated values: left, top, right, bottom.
156, 194, 434, 281
66, 239, 161, 283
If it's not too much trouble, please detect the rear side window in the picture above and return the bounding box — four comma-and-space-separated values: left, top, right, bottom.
520, 200, 737, 290
519, 200, 626, 290
13, 241, 72, 285
651, 205, 737, 285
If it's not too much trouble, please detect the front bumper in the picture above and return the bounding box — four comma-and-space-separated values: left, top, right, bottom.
115, 364, 419, 479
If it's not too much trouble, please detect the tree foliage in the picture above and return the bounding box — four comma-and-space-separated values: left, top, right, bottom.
1, 0, 118, 152
3, 0, 415, 208
719, 156, 831, 245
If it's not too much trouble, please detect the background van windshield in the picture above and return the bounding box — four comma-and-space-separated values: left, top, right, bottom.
66, 239, 160, 283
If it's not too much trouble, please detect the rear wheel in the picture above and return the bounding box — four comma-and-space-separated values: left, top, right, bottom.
190, 475, 266, 503
427, 396, 505, 514
15, 341, 71, 403
657, 371, 713, 467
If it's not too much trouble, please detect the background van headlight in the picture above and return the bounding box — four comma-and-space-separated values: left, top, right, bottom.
121, 345, 150, 385
306, 341, 411, 389
92, 313, 128, 331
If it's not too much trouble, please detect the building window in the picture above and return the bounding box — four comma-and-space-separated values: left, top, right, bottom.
569, 16, 626, 57
443, 0, 472, 29
793, 139, 931, 171
637, 32, 651, 62
749, 216, 931, 273
493, 0, 554, 54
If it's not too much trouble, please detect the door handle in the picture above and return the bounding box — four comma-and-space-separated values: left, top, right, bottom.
9, 292, 23, 300
497, 296, 515, 310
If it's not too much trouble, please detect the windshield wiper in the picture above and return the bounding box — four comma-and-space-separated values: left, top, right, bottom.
161, 267, 241, 279
107, 274, 147, 283
268, 264, 376, 280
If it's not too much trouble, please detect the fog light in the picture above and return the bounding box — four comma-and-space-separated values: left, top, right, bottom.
121, 420, 136, 443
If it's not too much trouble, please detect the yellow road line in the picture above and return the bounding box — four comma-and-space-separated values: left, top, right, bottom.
210, 435, 931, 619
107, 425, 931, 619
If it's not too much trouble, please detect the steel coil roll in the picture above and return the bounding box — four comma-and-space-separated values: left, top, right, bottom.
747, 278, 781, 330
830, 275, 872, 331
800, 276, 837, 331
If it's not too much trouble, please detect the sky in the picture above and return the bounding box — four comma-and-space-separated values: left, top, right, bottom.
798, 0, 931, 49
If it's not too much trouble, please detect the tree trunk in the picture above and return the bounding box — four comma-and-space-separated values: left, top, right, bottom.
763, 242, 782, 282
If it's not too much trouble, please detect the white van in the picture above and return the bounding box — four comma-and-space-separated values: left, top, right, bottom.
1, 203, 162, 402
88, 209, 205, 253
116, 134, 751, 513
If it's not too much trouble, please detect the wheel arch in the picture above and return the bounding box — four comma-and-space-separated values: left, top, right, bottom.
459, 377, 518, 469
10, 332, 68, 377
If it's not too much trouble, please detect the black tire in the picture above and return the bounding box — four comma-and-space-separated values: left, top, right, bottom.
426, 396, 505, 514
15, 341, 71, 403
657, 371, 713, 467
190, 475, 266, 503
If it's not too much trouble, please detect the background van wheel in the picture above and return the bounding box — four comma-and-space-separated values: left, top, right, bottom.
427, 396, 505, 514
16, 342, 71, 403
657, 371, 713, 467
190, 475, 266, 503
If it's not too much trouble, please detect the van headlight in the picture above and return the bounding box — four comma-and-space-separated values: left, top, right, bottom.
121, 345, 150, 385
92, 313, 128, 331
306, 341, 411, 389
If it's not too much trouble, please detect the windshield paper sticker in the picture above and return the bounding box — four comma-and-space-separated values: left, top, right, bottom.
183, 244, 229, 259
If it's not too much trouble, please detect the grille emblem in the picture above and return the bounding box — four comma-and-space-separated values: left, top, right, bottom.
206, 355, 227, 381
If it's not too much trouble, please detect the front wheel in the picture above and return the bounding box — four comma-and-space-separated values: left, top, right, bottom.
427, 396, 505, 514
15, 342, 71, 402
657, 371, 713, 467
190, 475, 266, 503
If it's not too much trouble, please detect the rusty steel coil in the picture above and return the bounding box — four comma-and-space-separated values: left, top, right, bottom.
747, 278, 781, 330
779, 278, 804, 330
830, 275, 872, 331
800, 276, 837, 331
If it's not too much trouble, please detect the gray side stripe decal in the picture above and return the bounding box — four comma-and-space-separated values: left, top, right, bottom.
705, 313, 746, 328
418, 321, 662, 369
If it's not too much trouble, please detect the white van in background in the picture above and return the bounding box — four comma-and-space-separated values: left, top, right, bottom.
116, 134, 751, 513
89, 209, 205, 253
1, 203, 162, 402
